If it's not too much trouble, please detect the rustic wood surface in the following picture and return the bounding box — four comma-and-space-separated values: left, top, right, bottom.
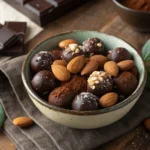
0, 0, 150, 149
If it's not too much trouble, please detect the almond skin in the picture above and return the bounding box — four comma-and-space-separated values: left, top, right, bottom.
104, 61, 119, 77
99, 92, 118, 107
13, 117, 33, 128
67, 56, 85, 73
52, 60, 67, 67
117, 60, 134, 71
90, 55, 108, 67
51, 65, 71, 81
59, 39, 77, 49
81, 60, 99, 76
144, 119, 150, 131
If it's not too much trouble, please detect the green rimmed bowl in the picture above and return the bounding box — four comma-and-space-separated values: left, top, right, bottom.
22, 31, 146, 129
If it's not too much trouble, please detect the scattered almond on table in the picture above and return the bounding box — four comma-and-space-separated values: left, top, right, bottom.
13, 117, 33, 128
144, 118, 150, 131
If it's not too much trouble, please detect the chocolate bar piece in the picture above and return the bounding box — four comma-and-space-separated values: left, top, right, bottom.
5, 0, 91, 26
25, 0, 54, 16
16, 0, 30, 5
0, 26, 18, 50
0, 22, 27, 56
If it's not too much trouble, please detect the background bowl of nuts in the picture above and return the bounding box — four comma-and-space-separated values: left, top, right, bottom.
22, 31, 146, 129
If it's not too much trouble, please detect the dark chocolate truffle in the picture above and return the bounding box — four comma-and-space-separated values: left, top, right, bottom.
87, 71, 113, 97
50, 49, 62, 60
31, 70, 56, 94
30, 51, 53, 72
72, 92, 99, 111
62, 43, 83, 62
114, 72, 138, 96
108, 47, 131, 63
48, 75, 87, 108
82, 38, 104, 55
48, 86, 76, 108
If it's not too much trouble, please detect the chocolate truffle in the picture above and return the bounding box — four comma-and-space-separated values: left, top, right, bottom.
30, 51, 53, 72
114, 72, 138, 96
87, 71, 113, 97
72, 92, 99, 111
31, 70, 56, 94
48, 75, 87, 108
82, 38, 104, 55
108, 47, 131, 63
62, 43, 83, 62
50, 49, 62, 60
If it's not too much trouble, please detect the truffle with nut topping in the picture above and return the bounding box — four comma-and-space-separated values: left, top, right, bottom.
87, 71, 113, 97
82, 38, 104, 55
30, 51, 53, 73
72, 92, 99, 111
62, 43, 84, 62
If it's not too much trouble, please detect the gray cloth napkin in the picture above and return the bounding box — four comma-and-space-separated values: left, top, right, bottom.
0, 55, 150, 150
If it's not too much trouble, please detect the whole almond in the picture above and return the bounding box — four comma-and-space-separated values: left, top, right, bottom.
59, 39, 77, 49
117, 60, 134, 71
67, 56, 85, 73
99, 92, 118, 107
90, 55, 108, 67
13, 117, 33, 127
81, 60, 98, 76
51, 65, 71, 81
104, 61, 119, 77
144, 118, 150, 131
53, 60, 67, 67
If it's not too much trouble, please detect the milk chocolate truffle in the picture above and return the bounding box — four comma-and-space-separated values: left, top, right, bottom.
62, 43, 83, 62
114, 72, 138, 96
30, 51, 53, 72
87, 71, 113, 97
49, 75, 87, 108
108, 47, 131, 63
82, 38, 104, 55
50, 49, 62, 60
72, 92, 99, 111
31, 70, 56, 94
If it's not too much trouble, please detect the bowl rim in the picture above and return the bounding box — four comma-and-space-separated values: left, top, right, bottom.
113, 0, 150, 14
22, 30, 147, 116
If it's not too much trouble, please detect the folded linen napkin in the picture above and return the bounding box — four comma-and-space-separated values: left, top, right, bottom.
0, 0, 43, 63
0, 55, 150, 150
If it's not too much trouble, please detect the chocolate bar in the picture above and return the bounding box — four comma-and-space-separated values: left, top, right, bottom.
0, 26, 18, 50
5, 0, 91, 26
0, 22, 27, 56
16, 0, 30, 5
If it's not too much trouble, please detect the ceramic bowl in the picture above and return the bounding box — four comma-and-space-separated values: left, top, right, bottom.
22, 31, 146, 129
113, 0, 150, 32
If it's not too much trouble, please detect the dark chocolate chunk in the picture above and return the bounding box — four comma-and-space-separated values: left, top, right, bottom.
0, 24, 3, 29
46, 0, 70, 7
0, 26, 18, 50
25, 0, 54, 16
0, 22, 27, 56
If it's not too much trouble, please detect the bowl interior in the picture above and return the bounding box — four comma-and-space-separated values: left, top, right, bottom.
22, 31, 146, 114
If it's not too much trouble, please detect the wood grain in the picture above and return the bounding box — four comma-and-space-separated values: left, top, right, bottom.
1, 0, 150, 150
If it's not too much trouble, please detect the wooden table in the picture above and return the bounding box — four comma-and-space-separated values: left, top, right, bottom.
1, 0, 150, 149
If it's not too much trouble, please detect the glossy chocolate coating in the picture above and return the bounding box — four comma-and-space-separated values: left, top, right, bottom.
82, 38, 104, 55
31, 70, 56, 94
72, 92, 99, 111
30, 51, 53, 72
50, 49, 62, 60
62, 45, 83, 62
108, 47, 132, 63
114, 72, 138, 96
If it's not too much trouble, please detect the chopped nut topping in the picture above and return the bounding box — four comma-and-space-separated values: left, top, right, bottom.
87, 71, 112, 88
97, 43, 102, 47
69, 44, 78, 51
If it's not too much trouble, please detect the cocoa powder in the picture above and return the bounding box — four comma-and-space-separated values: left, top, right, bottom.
121, 0, 150, 12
